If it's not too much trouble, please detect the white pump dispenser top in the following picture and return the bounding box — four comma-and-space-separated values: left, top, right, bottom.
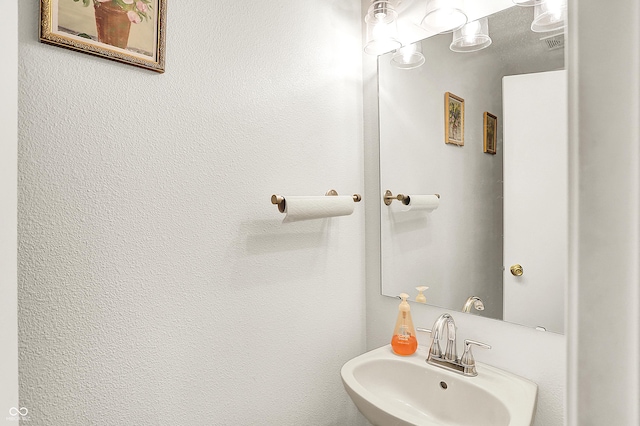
415, 286, 428, 303
398, 293, 410, 311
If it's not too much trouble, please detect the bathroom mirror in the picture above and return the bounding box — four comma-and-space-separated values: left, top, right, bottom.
379, 5, 566, 333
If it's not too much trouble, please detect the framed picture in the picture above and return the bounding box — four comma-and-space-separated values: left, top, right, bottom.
483, 112, 498, 155
445, 92, 464, 146
40, 0, 167, 73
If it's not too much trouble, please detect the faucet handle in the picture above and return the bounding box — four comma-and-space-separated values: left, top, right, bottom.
461, 339, 491, 376
417, 327, 443, 358
464, 339, 491, 351
415, 328, 434, 352
416, 328, 442, 357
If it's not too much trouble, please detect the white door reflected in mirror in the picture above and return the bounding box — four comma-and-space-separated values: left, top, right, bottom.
502, 70, 567, 334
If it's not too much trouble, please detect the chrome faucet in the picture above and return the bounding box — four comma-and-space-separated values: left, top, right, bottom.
424, 313, 491, 377
462, 296, 485, 313
428, 313, 458, 362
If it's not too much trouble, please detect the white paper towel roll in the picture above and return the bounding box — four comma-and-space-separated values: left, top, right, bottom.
401, 194, 440, 212
283, 196, 355, 222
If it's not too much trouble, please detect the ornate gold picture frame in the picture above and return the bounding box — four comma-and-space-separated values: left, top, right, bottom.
40, 0, 166, 73
445, 92, 464, 146
483, 111, 497, 155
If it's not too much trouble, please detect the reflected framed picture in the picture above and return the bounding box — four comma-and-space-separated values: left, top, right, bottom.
483, 112, 497, 155
445, 92, 464, 146
40, 0, 167, 73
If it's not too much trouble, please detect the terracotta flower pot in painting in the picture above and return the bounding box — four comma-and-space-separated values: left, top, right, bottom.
93, 1, 132, 49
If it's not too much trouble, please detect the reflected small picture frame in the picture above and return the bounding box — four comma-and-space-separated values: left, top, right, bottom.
445, 92, 464, 146
483, 112, 497, 155
39, 0, 167, 73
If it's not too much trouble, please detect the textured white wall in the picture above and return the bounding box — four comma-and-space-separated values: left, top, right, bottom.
567, 0, 640, 424
18, 1, 368, 425
1, 1, 18, 423
362, 3, 565, 426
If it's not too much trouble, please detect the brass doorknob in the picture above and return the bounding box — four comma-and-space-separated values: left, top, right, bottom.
510, 264, 524, 276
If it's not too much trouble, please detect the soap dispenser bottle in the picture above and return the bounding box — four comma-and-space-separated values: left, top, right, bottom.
415, 286, 429, 304
391, 293, 418, 356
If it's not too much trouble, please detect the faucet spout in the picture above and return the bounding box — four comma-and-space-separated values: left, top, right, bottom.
429, 313, 457, 362
462, 296, 485, 313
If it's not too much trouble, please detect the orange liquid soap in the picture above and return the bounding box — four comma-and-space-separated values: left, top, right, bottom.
391, 334, 418, 356
391, 293, 418, 356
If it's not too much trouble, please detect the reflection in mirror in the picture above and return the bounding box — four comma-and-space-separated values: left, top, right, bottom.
378, 5, 566, 334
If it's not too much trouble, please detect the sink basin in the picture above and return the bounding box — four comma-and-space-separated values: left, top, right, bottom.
341, 345, 537, 426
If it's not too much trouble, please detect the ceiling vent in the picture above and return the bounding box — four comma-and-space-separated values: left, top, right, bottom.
540, 33, 565, 51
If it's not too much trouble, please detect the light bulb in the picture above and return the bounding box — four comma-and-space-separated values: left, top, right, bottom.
372, 20, 392, 40
391, 42, 425, 69
421, 0, 467, 34
546, 0, 563, 19
450, 17, 491, 53
531, 0, 566, 32
462, 20, 480, 43
400, 44, 416, 62
364, 1, 401, 55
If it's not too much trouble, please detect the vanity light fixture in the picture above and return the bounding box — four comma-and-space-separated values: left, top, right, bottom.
531, 0, 567, 32
391, 42, 426, 69
420, 0, 467, 34
364, 0, 402, 55
450, 17, 492, 52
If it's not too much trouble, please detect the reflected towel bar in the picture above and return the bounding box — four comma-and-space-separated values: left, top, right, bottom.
383, 190, 440, 206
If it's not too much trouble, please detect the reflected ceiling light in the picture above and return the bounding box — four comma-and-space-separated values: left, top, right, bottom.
391, 42, 426, 69
364, 0, 402, 56
531, 0, 567, 32
512, 0, 546, 6
450, 17, 492, 52
420, 0, 467, 34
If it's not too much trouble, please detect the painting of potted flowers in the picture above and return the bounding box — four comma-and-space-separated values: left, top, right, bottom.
40, 0, 166, 72
445, 92, 464, 146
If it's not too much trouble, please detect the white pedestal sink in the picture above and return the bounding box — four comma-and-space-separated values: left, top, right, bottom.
341, 345, 538, 426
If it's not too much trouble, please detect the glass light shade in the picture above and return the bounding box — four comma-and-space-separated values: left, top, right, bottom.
364, 1, 402, 55
391, 43, 426, 69
531, 0, 567, 32
420, 0, 467, 34
450, 18, 492, 52
512, 0, 546, 6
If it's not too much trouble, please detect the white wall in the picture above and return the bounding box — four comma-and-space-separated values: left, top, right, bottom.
362, 3, 565, 426
378, 34, 504, 320
18, 1, 368, 425
0, 1, 18, 424
567, 0, 640, 424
